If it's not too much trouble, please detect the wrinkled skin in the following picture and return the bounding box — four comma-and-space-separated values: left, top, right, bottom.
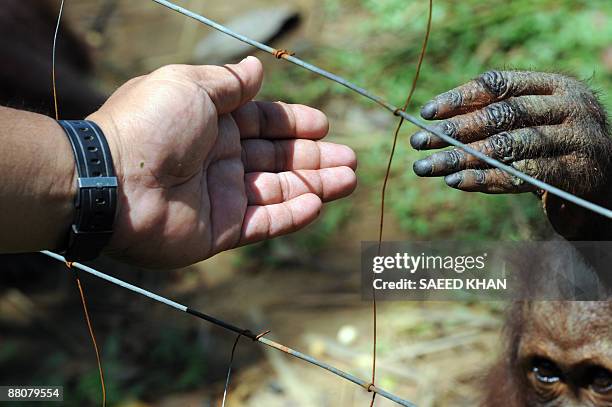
411, 71, 612, 240
483, 301, 612, 407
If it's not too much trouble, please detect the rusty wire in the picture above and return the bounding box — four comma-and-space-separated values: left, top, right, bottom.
53, 2, 107, 406
373, 3, 434, 406
41, 250, 417, 407
46, 1, 612, 406
221, 334, 242, 407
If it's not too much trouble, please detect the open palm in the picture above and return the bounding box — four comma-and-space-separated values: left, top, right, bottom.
89, 57, 357, 268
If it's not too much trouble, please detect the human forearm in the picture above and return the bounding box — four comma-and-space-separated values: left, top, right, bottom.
0, 58, 358, 267
0, 106, 76, 252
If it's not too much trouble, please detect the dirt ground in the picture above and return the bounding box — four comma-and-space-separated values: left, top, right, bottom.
2, 1, 507, 406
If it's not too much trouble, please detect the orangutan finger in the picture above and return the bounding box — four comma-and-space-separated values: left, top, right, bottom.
442, 168, 536, 193
420, 70, 563, 120
412, 126, 572, 177
410, 95, 571, 150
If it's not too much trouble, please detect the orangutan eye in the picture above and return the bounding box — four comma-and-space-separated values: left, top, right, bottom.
532, 358, 562, 384
591, 368, 612, 394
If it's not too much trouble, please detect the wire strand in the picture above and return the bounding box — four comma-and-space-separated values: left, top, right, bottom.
221, 334, 242, 407
69, 265, 107, 407
41, 251, 416, 407
379, 0, 434, 249
53, 2, 106, 405
51, 0, 64, 120
372, 3, 433, 406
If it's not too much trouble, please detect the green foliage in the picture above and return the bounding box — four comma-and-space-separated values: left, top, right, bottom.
336, 0, 611, 110
265, 0, 612, 110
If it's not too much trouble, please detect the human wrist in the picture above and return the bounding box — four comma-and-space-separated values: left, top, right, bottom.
47, 117, 79, 251
86, 111, 124, 187
0, 112, 79, 252
54, 117, 121, 261
85, 111, 126, 254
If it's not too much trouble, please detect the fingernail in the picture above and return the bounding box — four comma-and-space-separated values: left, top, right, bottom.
413, 159, 432, 176
444, 173, 462, 187
410, 131, 430, 150
420, 101, 437, 120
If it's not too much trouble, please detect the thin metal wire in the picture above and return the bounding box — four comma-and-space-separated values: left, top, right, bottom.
373, 4, 434, 407
40, 251, 417, 407
43, 2, 610, 406
51, 0, 65, 121
70, 266, 107, 407
150, 0, 612, 220
256, 336, 415, 407
151, 0, 397, 112
221, 334, 242, 407
53, 2, 106, 406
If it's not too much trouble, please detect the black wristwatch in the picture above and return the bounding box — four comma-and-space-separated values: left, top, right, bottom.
57, 120, 118, 262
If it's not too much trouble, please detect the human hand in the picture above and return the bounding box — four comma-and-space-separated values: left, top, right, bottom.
89, 57, 357, 268
410, 70, 612, 197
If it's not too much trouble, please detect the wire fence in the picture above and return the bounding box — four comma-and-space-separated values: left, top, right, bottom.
151, 0, 612, 220
41, 250, 417, 407
43, 1, 612, 406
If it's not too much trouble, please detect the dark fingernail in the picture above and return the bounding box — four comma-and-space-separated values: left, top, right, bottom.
410, 131, 430, 150
444, 173, 462, 187
420, 101, 437, 120
413, 159, 432, 176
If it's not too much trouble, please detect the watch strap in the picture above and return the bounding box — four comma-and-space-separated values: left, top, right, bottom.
58, 120, 118, 261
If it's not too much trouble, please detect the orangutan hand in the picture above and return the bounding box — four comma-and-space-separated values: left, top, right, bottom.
410, 70, 612, 196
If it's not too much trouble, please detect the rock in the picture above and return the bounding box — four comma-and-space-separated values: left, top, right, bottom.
193, 7, 301, 64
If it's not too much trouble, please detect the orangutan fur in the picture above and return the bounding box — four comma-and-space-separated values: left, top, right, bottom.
482, 243, 611, 407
